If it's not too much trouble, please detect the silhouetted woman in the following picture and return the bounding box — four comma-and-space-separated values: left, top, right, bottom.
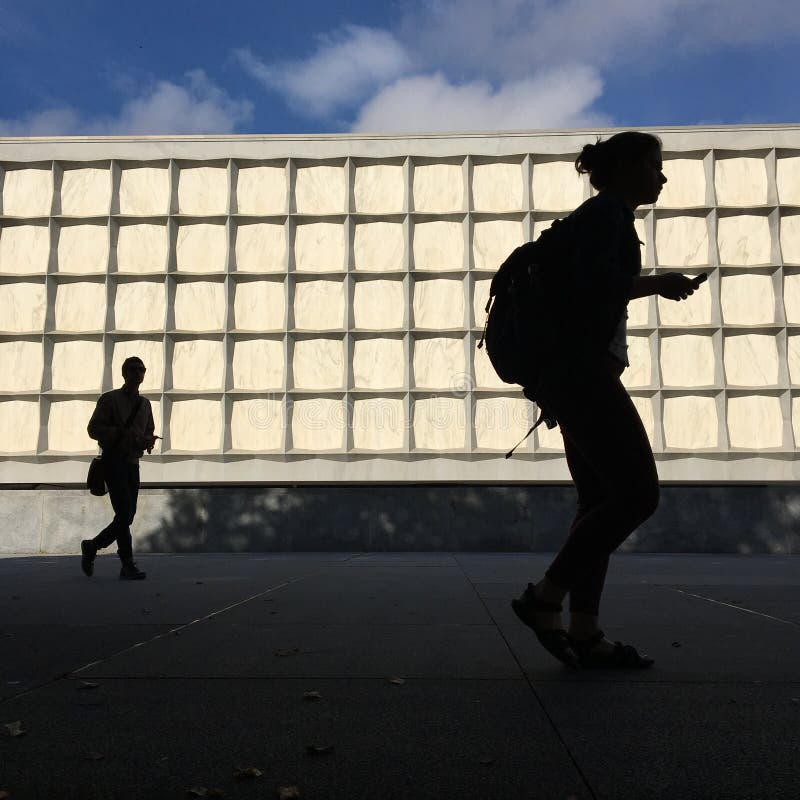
511, 131, 704, 668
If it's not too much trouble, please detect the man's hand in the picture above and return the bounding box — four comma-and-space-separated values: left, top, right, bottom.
656, 272, 705, 301
141, 434, 158, 454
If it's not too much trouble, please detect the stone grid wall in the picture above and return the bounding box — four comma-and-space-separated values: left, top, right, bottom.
0, 127, 799, 483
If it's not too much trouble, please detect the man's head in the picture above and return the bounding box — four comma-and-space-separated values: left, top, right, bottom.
121, 356, 146, 388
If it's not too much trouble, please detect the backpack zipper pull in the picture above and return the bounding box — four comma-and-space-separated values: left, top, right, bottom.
477, 297, 492, 350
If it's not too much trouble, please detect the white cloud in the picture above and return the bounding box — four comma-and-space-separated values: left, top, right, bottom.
0, 70, 252, 136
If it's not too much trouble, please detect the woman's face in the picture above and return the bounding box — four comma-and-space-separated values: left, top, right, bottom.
624, 147, 667, 207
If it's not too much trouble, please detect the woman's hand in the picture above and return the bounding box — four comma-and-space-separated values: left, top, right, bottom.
655, 272, 705, 301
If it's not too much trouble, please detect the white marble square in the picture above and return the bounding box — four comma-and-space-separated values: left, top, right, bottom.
786, 335, 800, 385
658, 159, 706, 208
413, 163, 463, 213
119, 165, 170, 215
47, 399, 96, 452
472, 277, 492, 329
717, 215, 772, 266
536, 417, 564, 451
57, 224, 108, 273
663, 396, 718, 449
292, 338, 344, 390
627, 296, 650, 327
531, 161, 584, 210
353, 279, 404, 329
413, 337, 465, 389
236, 165, 287, 214
658, 280, 712, 326
776, 156, 800, 206
117, 223, 168, 272
352, 398, 404, 450
0, 400, 39, 453
412, 221, 464, 270
0, 340, 43, 392
352, 338, 405, 389
173, 281, 226, 331
177, 165, 228, 215
780, 214, 800, 264
472, 162, 524, 212
0, 281, 46, 332
634, 218, 648, 266
293, 280, 344, 330
353, 222, 404, 271
114, 280, 165, 331
54, 282, 106, 331
51, 340, 104, 391
233, 280, 285, 330
720, 274, 775, 325
294, 222, 345, 272
176, 223, 227, 272
171, 339, 225, 391
60, 167, 111, 216
659, 334, 716, 387
474, 397, 530, 450
0, 224, 49, 273
473, 339, 507, 389
413, 278, 465, 329
231, 338, 284, 390
472, 220, 525, 270
727, 395, 783, 449
3, 168, 53, 217
620, 335, 652, 388
630, 395, 656, 446
230, 398, 284, 450
412, 396, 466, 449
793, 397, 800, 448
291, 398, 345, 450
235, 222, 286, 272
715, 157, 768, 206
295, 165, 346, 214
655, 216, 709, 266
783, 273, 800, 323
354, 164, 405, 214
169, 399, 223, 451
111, 339, 164, 392
723, 334, 779, 386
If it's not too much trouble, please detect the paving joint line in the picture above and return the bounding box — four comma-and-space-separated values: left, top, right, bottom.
666, 587, 800, 627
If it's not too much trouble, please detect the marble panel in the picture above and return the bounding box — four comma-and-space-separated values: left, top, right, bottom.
536, 418, 564, 450
793, 397, 800, 448
149, 399, 163, 444
0, 224, 50, 274
715, 157, 768, 206
0, 282, 46, 332
412, 163, 463, 213
413, 337, 465, 389
171, 339, 225, 391
659, 334, 715, 387
473, 277, 491, 328
236, 165, 286, 214
412, 221, 464, 270
720, 274, 774, 325
295, 165, 346, 214
472, 162, 524, 212
233, 280, 285, 330
114, 280, 166, 331
717, 215, 772, 266
111, 339, 164, 392
292, 338, 344, 390
116, 223, 168, 272
293, 280, 344, 330
413, 278, 465, 329
169, 399, 222, 451
727, 395, 783, 449
176, 223, 226, 272
630, 394, 656, 446
634, 218, 648, 266
235, 222, 286, 272
173, 281, 225, 331
662, 396, 718, 449
723, 334, 779, 386
60, 167, 111, 216
412, 396, 466, 449
2, 168, 52, 217
47, 399, 96, 452
177, 166, 228, 215
0, 400, 39, 453
57, 224, 108, 273
291, 398, 345, 450
353, 279, 404, 329
472, 220, 524, 270
658, 280, 712, 326
352, 397, 404, 450
531, 161, 584, 210
353, 222, 404, 271
655, 216, 709, 266
352, 338, 404, 389
231, 338, 284, 390
658, 159, 706, 207
783, 274, 800, 323
473, 341, 506, 389
230, 398, 284, 451
627, 296, 650, 327
54, 282, 106, 331
786, 335, 800, 385
354, 164, 404, 213
294, 222, 345, 272
118, 166, 169, 215
779, 214, 800, 264
0, 340, 42, 392
620, 335, 652, 388
776, 156, 800, 205
474, 396, 530, 450
532, 219, 555, 240
51, 340, 104, 391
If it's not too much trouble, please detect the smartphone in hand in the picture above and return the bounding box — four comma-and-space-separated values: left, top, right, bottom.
693, 272, 708, 287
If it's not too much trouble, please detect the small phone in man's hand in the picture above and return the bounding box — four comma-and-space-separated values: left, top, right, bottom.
693, 272, 708, 286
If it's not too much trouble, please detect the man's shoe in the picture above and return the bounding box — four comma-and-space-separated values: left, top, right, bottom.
80, 540, 96, 577
119, 561, 147, 580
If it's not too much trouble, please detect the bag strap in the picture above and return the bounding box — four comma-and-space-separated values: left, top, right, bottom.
122, 396, 144, 429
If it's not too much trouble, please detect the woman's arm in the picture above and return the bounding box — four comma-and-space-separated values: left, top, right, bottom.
629, 272, 705, 300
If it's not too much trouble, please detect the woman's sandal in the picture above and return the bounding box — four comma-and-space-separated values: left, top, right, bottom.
568, 629, 655, 669
511, 583, 579, 668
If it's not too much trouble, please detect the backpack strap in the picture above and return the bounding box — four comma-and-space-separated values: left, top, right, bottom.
504, 403, 558, 459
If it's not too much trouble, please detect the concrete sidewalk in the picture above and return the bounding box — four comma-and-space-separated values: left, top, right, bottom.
0, 552, 798, 799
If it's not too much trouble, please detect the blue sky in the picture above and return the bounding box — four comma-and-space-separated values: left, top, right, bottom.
1, 0, 799, 135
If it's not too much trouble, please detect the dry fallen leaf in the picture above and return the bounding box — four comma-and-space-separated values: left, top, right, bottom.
84, 751, 104, 761
3, 721, 25, 737
233, 766, 262, 780
479, 757, 494, 765
306, 744, 334, 757
278, 787, 300, 799
77, 681, 100, 690
387, 677, 405, 685
671, 641, 682, 648
303, 691, 322, 701
186, 788, 207, 797
274, 648, 300, 657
